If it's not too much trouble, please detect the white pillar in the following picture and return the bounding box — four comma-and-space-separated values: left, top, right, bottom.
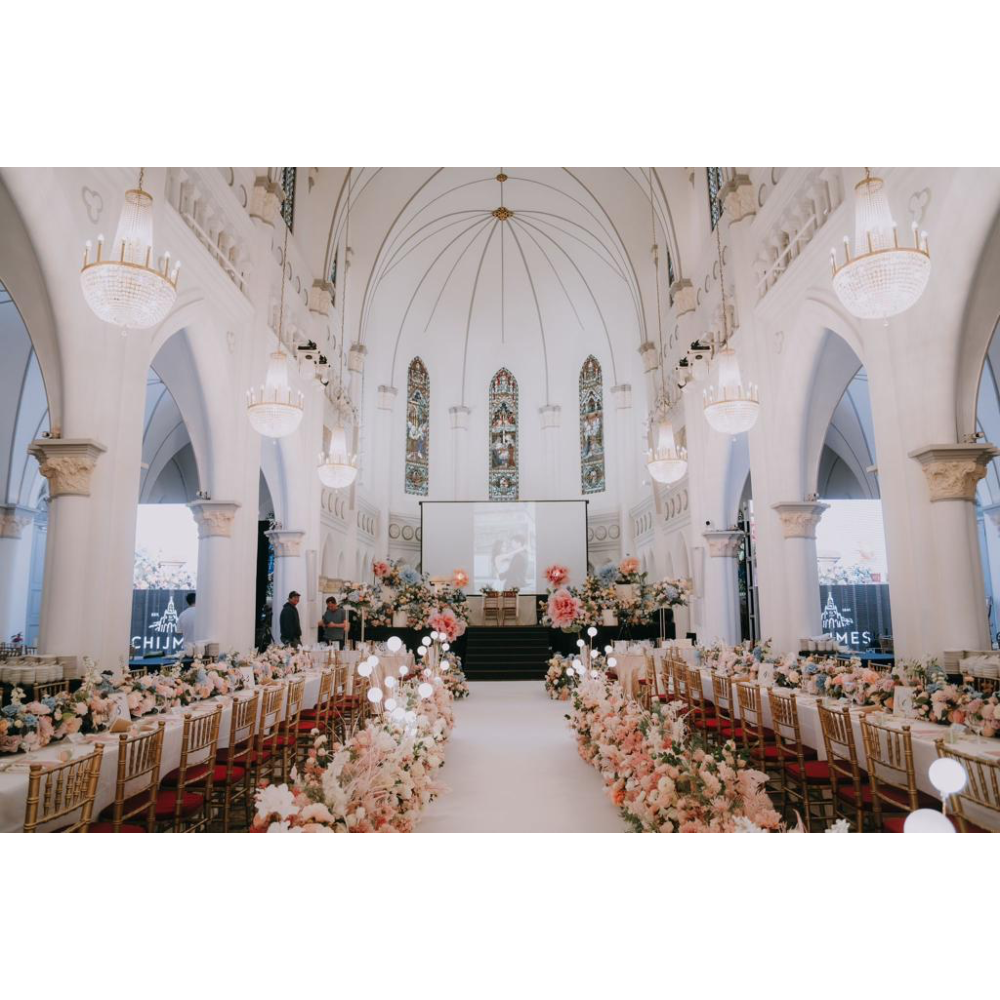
701, 529, 743, 644
771, 501, 828, 652
612, 384, 633, 561
539, 404, 561, 499
449, 404, 470, 500
0, 505, 36, 643
267, 528, 306, 641
26, 439, 106, 657
188, 500, 240, 647
909, 444, 998, 652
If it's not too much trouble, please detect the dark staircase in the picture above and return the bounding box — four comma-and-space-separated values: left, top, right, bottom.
462, 626, 551, 681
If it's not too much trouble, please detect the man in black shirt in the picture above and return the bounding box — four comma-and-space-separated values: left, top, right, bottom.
280, 591, 303, 647
318, 596, 348, 648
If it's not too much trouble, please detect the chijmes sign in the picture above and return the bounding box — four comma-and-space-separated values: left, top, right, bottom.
130, 589, 187, 654
818, 584, 892, 651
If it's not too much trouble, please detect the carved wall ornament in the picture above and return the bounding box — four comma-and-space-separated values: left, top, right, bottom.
189, 500, 240, 539
721, 173, 756, 223
81, 186, 103, 224
703, 529, 744, 558
908, 444, 999, 502
670, 279, 696, 316
908, 188, 931, 226
0, 506, 35, 539
27, 439, 106, 498
266, 528, 305, 557
772, 501, 830, 539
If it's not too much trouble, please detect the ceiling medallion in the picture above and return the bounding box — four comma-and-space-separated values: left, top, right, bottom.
492, 206, 513, 221
495, 173, 508, 183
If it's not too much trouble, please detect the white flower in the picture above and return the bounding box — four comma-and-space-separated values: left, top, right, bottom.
256, 783, 298, 820
267, 820, 291, 833
825, 818, 850, 833
733, 816, 766, 833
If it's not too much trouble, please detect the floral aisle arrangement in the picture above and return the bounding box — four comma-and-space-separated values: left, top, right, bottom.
542, 587, 584, 630
254, 676, 455, 833
439, 656, 470, 700
340, 584, 392, 629
651, 577, 692, 609
569, 673, 782, 832
545, 654, 581, 700
364, 558, 469, 631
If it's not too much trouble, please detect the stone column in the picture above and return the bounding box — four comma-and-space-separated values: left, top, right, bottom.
701, 529, 743, 644
771, 501, 829, 651
449, 405, 470, 500
266, 529, 306, 641
188, 500, 240, 647
0, 505, 37, 644
909, 444, 999, 651
611, 385, 633, 559
26, 439, 106, 656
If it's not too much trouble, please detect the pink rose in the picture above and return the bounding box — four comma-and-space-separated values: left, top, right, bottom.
547, 588, 582, 628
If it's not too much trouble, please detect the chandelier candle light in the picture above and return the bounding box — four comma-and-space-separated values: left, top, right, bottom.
831, 168, 931, 321
80, 168, 179, 329
703, 206, 759, 435
246, 227, 304, 438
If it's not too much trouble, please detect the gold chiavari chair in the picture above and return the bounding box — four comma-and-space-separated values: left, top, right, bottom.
861, 716, 941, 832
32, 679, 72, 701
255, 684, 287, 786
89, 722, 166, 832
670, 657, 689, 710
935, 742, 1000, 832
274, 677, 306, 784
683, 664, 719, 743
483, 593, 500, 626
155, 706, 222, 832
711, 673, 743, 744
735, 682, 779, 776
298, 669, 334, 761
817, 702, 870, 832
639, 653, 658, 710
214, 690, 261, 832
767, 690, 829, 831
23, 743, 105, 832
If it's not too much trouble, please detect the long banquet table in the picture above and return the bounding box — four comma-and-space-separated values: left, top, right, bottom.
0, 647, 414, 833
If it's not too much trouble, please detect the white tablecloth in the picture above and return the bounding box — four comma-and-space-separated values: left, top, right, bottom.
0, 671, 325, 833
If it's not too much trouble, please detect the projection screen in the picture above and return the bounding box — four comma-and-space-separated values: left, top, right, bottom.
421, 501, 588, 595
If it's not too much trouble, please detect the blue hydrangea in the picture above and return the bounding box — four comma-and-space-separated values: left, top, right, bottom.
2, 704, 18, 717
815, 674, 827, 691
42, 697, 57, 710
22, 713, 38, 727
752, 646, 764, 662
400, 566, 422, 586
196, 668, 208, 684
597, 564, 619, 584
348, 590, 361, 602
663, 585, 679, 602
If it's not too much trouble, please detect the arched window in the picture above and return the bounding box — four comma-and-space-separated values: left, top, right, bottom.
404, 357, 430, 496
579, 355, 605, 494
489, 368, 518, 500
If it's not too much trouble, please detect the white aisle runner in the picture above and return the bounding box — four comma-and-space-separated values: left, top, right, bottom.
419, 681, 626, 833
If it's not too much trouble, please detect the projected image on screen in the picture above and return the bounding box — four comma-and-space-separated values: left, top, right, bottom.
474, 503, 536, 592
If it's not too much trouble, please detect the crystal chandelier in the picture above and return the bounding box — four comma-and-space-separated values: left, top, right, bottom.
246, 227, 303, 438
703, 210, 759, 435
317, 168, 358, 489
318, 421, 358, 489
80, 169, 179, 329
831, 168, 931, 320
646, 412, 687, 484
644, 167, 688, 485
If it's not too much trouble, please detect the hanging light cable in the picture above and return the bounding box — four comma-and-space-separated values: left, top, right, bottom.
644, 167, 687, 485
80, 167, 179, 329
246, 223, 304, 438
703, 198, 759, 435
319, 168, 359, 489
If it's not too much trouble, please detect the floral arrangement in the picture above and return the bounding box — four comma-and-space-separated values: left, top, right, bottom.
440, 657, 470, 700
543, 588, 583, 630
568, 673, 782, 833
818, 659, 895, 708
596, 563, 619, 586
254, 679, 454, 833
651, 577, 692, 608
452, 569, 469, 588
544, 564, 570, 588
908, 672, 990, 727
427, 607, 466, 643
699, 639, 771, 678
544, 654, 582, 700
618, 556, 641, 581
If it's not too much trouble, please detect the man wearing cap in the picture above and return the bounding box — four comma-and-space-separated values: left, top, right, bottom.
280, 591, 303, 647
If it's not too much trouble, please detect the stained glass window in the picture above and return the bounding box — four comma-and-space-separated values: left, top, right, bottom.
579, 355, 606, 494
707, 167, 724, 230
404, 357, 430, 496
488, 368, 518, 501
280, 167, 296, 231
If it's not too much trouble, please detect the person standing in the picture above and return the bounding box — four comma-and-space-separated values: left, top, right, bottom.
318, 596, 348, 648
280, 591, 303, 647
176, 593, 196, 647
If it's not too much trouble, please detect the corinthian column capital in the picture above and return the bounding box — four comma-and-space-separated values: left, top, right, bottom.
27, 439, 106, 498
188, 500, 241, 538
772, 501, 829, 539
909, 443, 999, 502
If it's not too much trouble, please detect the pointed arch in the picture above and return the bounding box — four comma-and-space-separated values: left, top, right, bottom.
404, 356, 430, 496
579, 354, 605, 494
488, 368, 518, 500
